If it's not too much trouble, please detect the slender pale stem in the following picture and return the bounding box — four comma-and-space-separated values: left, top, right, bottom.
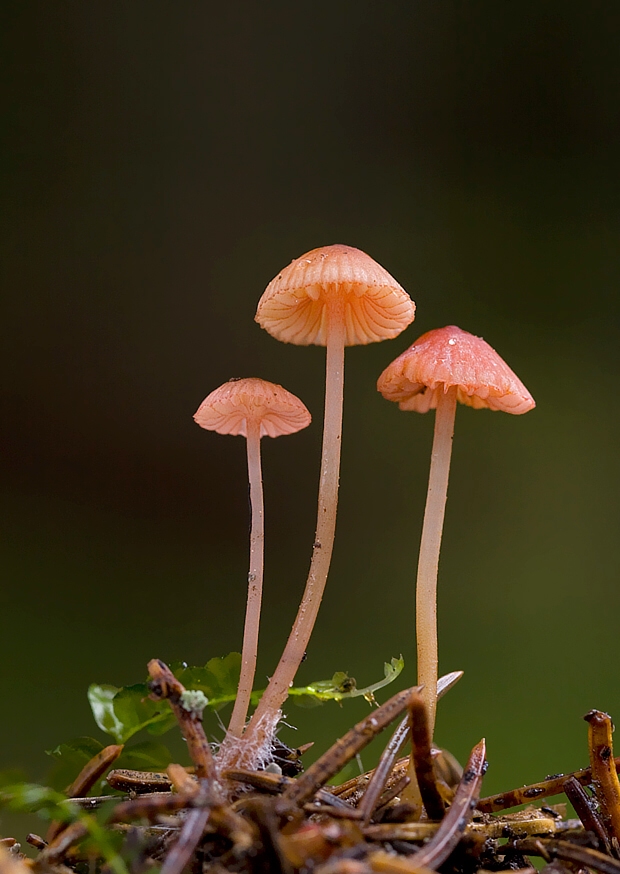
227, 419, 264, 738
416, 385, 458, 740
246, 302, 346, 734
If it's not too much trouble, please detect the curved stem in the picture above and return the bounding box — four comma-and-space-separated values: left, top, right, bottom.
246, 301, 346, 736
416, 386, 457, 740
227, 420, 264, 738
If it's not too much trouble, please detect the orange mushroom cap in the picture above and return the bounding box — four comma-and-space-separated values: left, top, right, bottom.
255, 244, 416, 346
377, 325, 535, 414
194, 377, 311, 438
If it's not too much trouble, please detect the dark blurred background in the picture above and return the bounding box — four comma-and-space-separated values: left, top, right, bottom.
2, 0, 620, 831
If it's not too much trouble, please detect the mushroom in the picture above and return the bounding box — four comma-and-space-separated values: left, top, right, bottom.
194, 377, 311, 739
245, 245, 416, 749
377, 325, 535, 738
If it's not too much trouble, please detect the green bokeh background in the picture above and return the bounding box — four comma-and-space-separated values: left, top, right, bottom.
3, 0, 620, 835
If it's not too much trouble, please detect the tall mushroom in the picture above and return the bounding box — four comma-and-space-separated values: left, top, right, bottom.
244, 245, 415, 752
194, 377, 311, 739
377, 326, 535, 738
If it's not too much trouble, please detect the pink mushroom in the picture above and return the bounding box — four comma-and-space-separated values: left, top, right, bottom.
243, 245, 415, 758
194, 377, 311, 739
377, 326, 535, 738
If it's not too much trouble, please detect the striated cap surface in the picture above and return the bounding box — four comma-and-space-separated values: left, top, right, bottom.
255, 244, 415, 346
377, 326, 535, 414
194, 378, 311, 438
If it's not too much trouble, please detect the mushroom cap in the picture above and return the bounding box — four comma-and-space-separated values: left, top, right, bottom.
377, 325, 536, 414
194, 378, 312, 438
255, 244, 416, 346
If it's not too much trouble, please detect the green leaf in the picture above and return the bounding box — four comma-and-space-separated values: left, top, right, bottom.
47, 736, 104, 761
145, 712, 177, 736
0, 781, 76, 821
174, 653, 242, 708
88, 683, 173, 743
45, 736, 104, 791
288, 692, 324, 709
88, 653, 403, 743
111, 684, 175, 739
88, 684, 124, 739
204, 652, 242, 696
82, 814, 128, 874
0, 782, 129, 874
112, 741, 173, 773
288, 656, 405, 706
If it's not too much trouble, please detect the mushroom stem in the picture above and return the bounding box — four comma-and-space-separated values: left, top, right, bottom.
227, 419, 265, 738
416, 385, 458, 739
246, 302, 346, 734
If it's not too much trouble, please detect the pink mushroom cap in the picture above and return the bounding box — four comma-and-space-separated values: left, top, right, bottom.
255, 244, 416, 346
377, 325, 535, 414
194, 377, 311, 438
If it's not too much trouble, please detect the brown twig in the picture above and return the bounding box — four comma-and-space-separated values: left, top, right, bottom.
469, 809, 568, 840
585, 710, 620, 852
336, 758, 413, 808
242, 796, 294, 874
409, 694, 445, 821
46, 743, 124, 843
62, 795, 122, 811
109, 792, 194, 824
36, 821, 88, 865
303, 802, 364, 820
147, 659, 217, 783
510, 838, 620, 874
563, 774, 610, 852
106, 768, 174, 794
364, 822, 440, 842
367, 850, 437, 874
373, 774, 411, 815
226, 767, 357, 816
159, 807, 211, 874
478, 756, 620, 813
408, 738, 486, 870
0, 845, 35, 874
315, 861, 370, 874
223, 767, 292, 795
166, 764, 198, 796
315, 789, 360, 811
66, 744, 124, 798
281, 687, 421, 809
332, 771, 374, 802
358, 719, 409, 826
109, 777, 252, 868
356, 673, 463, 826
365, 743, 486, 870
364, 808, 564, 844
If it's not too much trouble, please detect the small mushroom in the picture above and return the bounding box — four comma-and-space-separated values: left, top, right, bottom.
377, 325, 535, 738
246, 245, 415, 748
194, 377, 311, 738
